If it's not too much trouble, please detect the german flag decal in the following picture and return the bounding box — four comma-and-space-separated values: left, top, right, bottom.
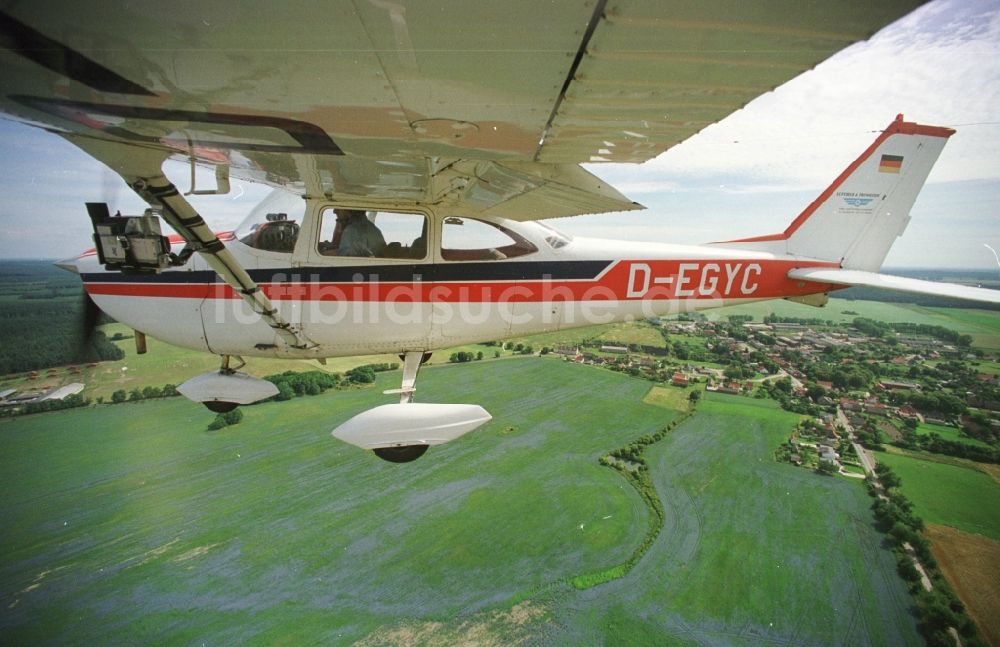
879, 154, 903, 173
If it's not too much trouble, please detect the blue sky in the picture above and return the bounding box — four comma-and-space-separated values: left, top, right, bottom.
0, 0, 997, 269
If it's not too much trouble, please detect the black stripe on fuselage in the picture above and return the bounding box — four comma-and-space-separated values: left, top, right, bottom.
80, 260, 615, 284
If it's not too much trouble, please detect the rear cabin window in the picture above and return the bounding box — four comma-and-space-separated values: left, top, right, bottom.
317, 209, 427, 259
440, 217, 537, 261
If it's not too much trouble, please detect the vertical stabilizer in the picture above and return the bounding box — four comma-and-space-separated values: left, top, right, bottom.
718, 116, 954, 271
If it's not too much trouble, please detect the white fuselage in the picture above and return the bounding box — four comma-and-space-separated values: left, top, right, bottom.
75, 206, 836, 359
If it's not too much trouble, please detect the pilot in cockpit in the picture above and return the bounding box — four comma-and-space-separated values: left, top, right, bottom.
324, 209, 386, 257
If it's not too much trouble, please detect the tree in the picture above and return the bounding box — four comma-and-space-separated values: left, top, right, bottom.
222, 409, 243, 425
878, 467, 902, 490
896, 553, 920, 582
208, 408, 243, 430
111, 389, 126, 403
816, 459, 838, 475
805, 382, 826, 401
275, 382, 295, 401
723, 364, 746, 380
688, 390, 701, 403
346, 365, 376, 382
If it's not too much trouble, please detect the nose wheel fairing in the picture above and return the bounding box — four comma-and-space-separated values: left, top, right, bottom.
176, 355, 279, 411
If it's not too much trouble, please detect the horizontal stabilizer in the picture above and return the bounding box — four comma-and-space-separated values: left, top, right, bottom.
788, 268, 1000, 305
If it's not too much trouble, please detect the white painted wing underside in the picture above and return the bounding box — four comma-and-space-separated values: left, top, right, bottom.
0, 1, 923, 215
788, 268, 1000, 305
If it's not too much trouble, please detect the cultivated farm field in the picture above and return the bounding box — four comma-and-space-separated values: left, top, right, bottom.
925, 524, 1000, 647
710, 297, 1000, 349
0, 360, 920, 644
537, 393, 920, 646
875, 450, 1000, 541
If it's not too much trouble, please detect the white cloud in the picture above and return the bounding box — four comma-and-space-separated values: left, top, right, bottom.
588, 0, 1000, 189
573, 0, 1000, 268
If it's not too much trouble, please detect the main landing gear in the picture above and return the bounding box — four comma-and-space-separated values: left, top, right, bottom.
177, 351, 493, 464
331, 351, 492, 463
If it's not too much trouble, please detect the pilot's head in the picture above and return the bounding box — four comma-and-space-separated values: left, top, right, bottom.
334, 208, 366, 225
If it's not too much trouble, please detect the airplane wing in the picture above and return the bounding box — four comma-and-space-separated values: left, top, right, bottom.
787, 268, 1000, 305
0, 1, 924, 219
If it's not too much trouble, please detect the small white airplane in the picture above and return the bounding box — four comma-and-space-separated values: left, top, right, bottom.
1, 2, 996, 461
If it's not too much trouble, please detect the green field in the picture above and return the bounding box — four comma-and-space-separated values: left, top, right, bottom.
915, 421, 993, 449
0, 361, 920, 644
708, 297, 1000, 349
538, 393, 919, 646
642, 385, 696, 411
875, 450, 1000, 541
501, 319, 667, 352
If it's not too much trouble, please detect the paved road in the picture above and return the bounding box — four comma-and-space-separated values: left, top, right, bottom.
837, 407, 876, 476
840, 406, 961, 645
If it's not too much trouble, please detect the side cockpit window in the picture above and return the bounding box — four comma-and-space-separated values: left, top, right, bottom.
318, 209, 427, 259
441, 217, 537, 261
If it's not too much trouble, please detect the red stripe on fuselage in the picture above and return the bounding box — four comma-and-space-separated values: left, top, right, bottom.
83, 259, 841, 302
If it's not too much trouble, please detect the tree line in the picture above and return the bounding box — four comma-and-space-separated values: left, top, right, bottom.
894, 422, 998, 464
0, 298, 123, 374
852, 317, 972, 347
262, 363, 398, 400
573, 406, 697, 590
867, 463, 985, 646
0, 382, 181, 418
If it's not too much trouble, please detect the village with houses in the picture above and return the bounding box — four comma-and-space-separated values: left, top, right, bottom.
537, 310, 999, 475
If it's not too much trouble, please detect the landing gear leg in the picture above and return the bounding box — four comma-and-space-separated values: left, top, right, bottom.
221, 354, 245, 374
371, 351, 433, 462
384, 351, 432, 403
202, 355, 245, 412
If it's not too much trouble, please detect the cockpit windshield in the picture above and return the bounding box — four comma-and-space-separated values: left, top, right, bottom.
233, 189, 305, 253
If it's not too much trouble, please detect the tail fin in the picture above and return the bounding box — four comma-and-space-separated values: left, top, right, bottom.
718, 115, 954, 271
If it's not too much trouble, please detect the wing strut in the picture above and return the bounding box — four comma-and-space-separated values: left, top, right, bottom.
58, 133, 315, 350
132, 174, 317, 350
